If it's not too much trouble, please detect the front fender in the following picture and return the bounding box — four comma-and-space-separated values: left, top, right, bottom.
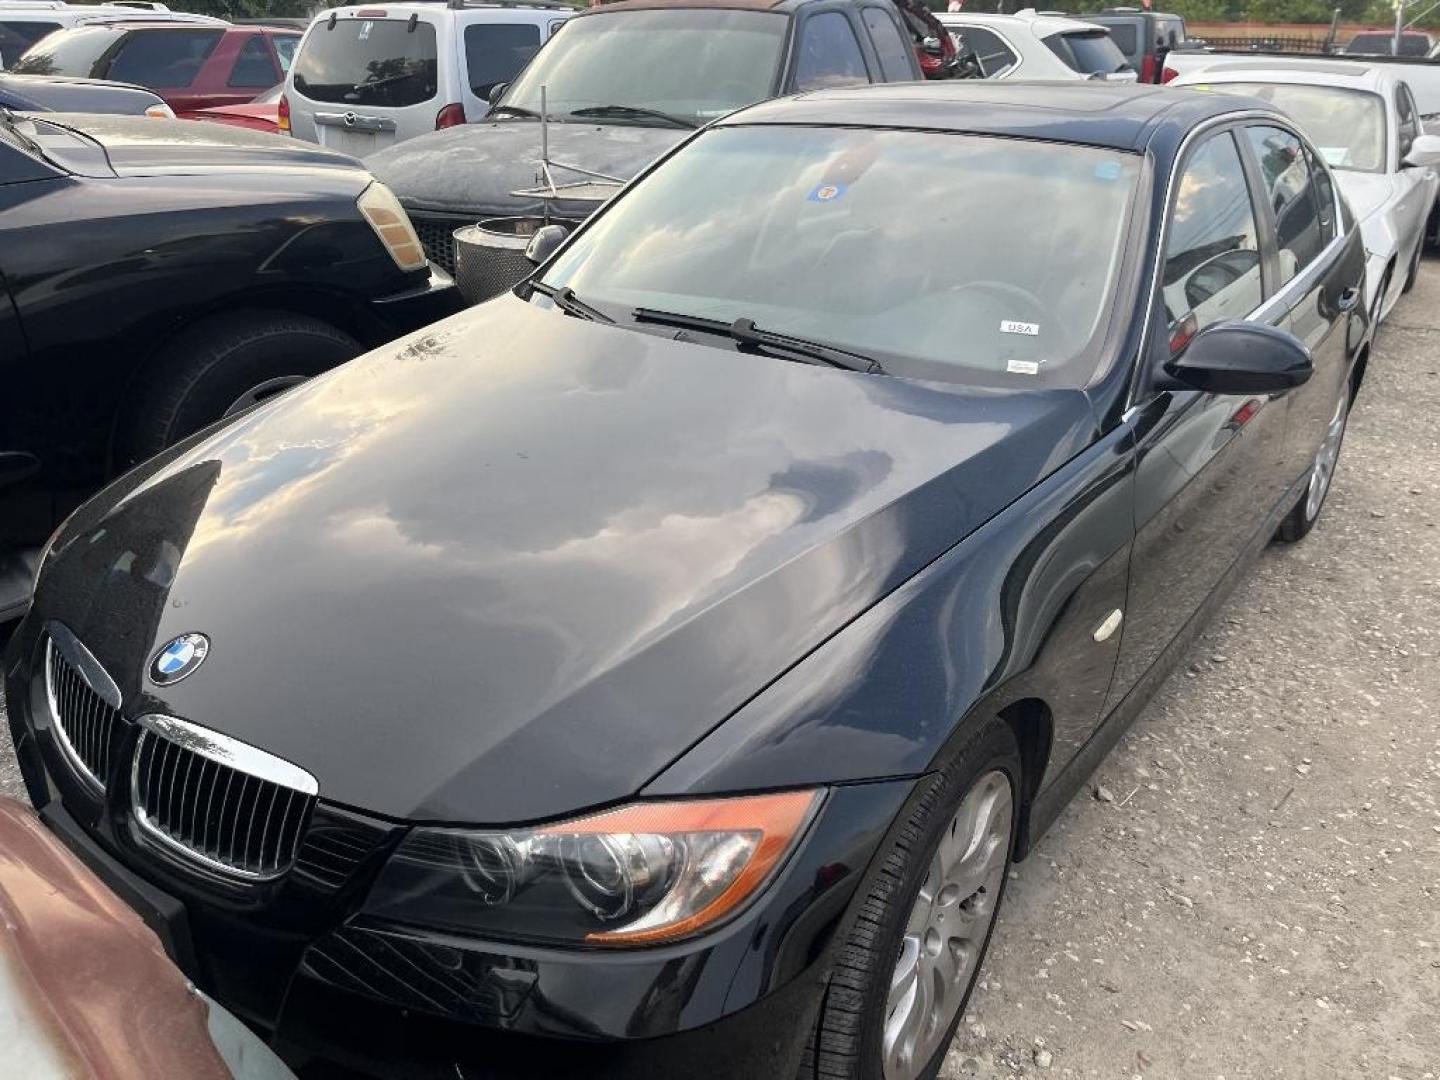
645, 422, 1136, 799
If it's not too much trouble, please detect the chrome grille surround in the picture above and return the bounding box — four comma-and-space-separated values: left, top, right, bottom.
130, 714, 318, 881
43, 623, 124, 792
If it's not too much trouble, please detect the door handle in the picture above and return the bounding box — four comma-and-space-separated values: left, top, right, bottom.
1337, 285, 1360, 312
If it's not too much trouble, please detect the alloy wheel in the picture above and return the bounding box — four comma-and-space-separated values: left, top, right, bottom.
1305, 391, 1349, 521
882, 770, 1012, 1080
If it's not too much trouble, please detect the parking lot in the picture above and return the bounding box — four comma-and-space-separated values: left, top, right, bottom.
11, 259, 1437, 1078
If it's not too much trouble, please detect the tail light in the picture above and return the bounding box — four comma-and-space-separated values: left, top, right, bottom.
435, 103, 466, 129
278, 93, 292, 135
1141, 54, 1157, 83
1160, 65, 1178, 83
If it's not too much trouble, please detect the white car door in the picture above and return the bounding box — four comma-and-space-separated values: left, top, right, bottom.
1392, 83, 1433, 254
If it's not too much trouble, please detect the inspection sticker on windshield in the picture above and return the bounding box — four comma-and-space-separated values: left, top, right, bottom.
807, 183, 848, 202
1000, 320, 1039, 337
1007, 360, 1040, 375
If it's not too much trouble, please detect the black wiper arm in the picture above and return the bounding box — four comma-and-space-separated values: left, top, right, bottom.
487, 104, 541, 119
570, 105, 697, 129
531, 281, 614, 324
632, 307, 885, 374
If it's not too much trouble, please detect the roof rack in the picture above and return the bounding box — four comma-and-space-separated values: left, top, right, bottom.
0, 1, 70, 8
100, 1, 171, 9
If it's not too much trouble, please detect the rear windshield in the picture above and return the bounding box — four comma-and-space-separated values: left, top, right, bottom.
1101, 21, 1137, 56
292, 18, 438, 107
1045, 30, 1130, 75
1347, 31, 1430, 56
0, 20, 61, 61
464, 22, 541, 99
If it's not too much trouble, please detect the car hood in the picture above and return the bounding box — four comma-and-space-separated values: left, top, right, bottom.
1335, 170, 1392, 228
34, 113, 361, 177
365, 119, 687, 219
38, 297, 1096, 824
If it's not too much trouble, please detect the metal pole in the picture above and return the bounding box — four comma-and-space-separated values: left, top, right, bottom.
1394, 0, 1405, 56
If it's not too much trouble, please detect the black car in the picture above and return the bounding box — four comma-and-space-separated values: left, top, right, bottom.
7, 83, 1367, 1080
0, 71, 172, 115
365, 0, 925, 278
0, 110, 459, 621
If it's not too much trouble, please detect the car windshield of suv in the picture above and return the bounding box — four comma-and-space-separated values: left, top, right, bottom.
500, 10, 787, 127
539, 126, 1142, 388
292, 18, 438, 107
1204, 82, 1385, 172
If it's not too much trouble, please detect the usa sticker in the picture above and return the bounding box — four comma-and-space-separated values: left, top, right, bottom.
1000, 320, 1040, 336
807, 182, 848, 202
1007, 360, 1040, 375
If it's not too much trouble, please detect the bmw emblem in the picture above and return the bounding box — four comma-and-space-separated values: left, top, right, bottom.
149, 633, 210, 686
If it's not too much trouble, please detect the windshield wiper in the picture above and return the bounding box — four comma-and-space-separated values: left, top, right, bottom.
487, 104, 542, 120
570, 105, 697, 129
530, 281, 614, 323
633, 308, 885, 375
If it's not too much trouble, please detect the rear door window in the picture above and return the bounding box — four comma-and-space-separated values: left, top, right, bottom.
793, 11, 870, 91
1104, 21, 1137, 59
951, 26, 1016, 77
1397, 83, 1419, 159
0, 21, 60, 61
464, 22, 541, 99
228, 34, 280, 89
1244, 125, 1325, 286
107, 29, 224, 88
860, 6, 913, 81
273, 34, 299, 73
1045, 29, 1129, 75
292, 18, 438, 107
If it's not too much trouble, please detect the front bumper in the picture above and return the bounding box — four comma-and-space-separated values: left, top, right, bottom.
3, 613, 914, 1078
367, 264, 464, 339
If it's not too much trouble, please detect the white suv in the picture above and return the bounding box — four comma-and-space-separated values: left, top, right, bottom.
283, 0, 570, 155
0, 0, 223, 67
938, 9, 1136, 82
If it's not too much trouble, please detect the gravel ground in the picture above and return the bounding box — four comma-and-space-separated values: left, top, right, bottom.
2, 261, 1437, 1079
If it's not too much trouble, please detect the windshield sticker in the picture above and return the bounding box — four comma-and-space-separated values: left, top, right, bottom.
1007, 359, 1040, 375
1318, 146, 1350, 166
1094, 160, 1124, 181
807, 183, 848, 203
1000, 320, 1040, 337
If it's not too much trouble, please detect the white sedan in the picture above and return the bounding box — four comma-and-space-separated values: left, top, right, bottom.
938, 9, 1136, 82
1172, 63, 1440, 324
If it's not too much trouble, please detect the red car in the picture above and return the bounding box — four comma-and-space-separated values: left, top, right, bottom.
193, 82, 282, 134
11, 22, 301, 118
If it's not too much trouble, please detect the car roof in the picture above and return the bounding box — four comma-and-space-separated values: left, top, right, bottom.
1174, 62, 1393, 92
581, 0, 797, 15
721, 81, 1270, 152
319, 1, 569, 13
938, 10, 1108, 35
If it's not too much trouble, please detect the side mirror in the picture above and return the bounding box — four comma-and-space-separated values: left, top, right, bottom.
1403, 132, 1440, 168
486, 82, 508, 107
1164, 320, 1313, 394
524, 223, 569, 265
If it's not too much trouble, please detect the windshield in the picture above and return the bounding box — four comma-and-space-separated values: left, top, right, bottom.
1046, 30, 1130, 75
500, 10, 787, 127
292, 18, 438, 107
540, 126, 1142, 388
1205, 82, 1385, 172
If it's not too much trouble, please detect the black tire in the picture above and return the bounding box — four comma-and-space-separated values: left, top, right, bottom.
1275, 384, 1351, 544
804, 718, 1021, 1080
116, 310, 359, 468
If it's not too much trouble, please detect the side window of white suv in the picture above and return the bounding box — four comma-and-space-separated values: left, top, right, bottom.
464, 22, 543, 100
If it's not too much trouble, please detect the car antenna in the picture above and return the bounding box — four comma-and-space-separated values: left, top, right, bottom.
509, 84, 625, 227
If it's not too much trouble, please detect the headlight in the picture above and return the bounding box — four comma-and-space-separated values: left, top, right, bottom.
365, 790, 821, 947
356, 181, 427, 273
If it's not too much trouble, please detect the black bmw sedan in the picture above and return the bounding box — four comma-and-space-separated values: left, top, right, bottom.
6, 83, 1368, 1080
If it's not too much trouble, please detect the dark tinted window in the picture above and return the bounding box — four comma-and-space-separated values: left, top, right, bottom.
293, 18, 437, 107
228, 34, 278, 88
793, 11, 869, 91
1156, 16, 1184, 47
0, 20, 60, 60
1304, 144, 1337, 248
1347, 31, 1430, 56
1245, 126, 1325, 285
12, 26, 129, 77
1105, 22, 1137, 57
108, 29, 223, 88
464, 22, 541, 99
861, 6, 914, 81
1164, 132, 1261, 339
1397, 83, 1419, 158
951, 26, 1016, 76
1045, 29, 1128, 75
